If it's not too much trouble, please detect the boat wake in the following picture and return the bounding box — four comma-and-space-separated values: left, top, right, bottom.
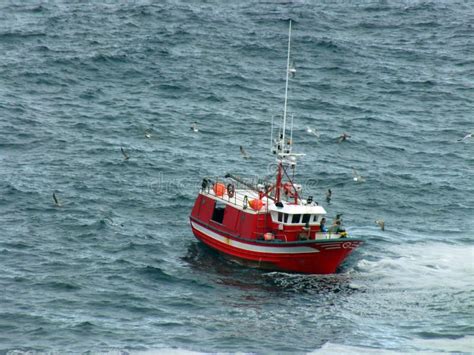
355, 241, 473, 290
263, 272, 361, 296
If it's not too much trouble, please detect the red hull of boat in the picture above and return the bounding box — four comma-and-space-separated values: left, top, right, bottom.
190, 219, 361, 274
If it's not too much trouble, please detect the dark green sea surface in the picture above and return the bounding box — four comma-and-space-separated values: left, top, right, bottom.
1, 1, 473, 353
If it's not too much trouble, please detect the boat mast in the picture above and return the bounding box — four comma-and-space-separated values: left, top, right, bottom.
275, 20, 292, 203
282, 19, 292, 147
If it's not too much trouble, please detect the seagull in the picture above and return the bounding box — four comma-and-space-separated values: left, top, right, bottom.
337, 133, 351, 143
121, 147, 129, 160
191, 122, 199, 132
375, 219, 385, 231
306, 126, 320, 138
457, 133, 472, 142
326, 189, 332, 204
240, 145, 251, 159
352, 168, 365, 182
103, 216, 115, 225
52, 192, 61, 207
144, 130, 152, 139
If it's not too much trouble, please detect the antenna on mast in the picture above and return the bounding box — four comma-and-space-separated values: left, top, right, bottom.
281, 19, 292, 151
270, 20, 304, 165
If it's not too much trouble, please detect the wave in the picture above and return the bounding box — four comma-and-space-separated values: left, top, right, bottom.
355, 241, 474, 290
264, 272, 360, 295
0, 31, 46, 41
38, 280, 81, 291
158, 83, 187, 92
35, 45, 50, 52
315, 38, 343, 51
139, 265, 176, 283
91, 53, 129, 63
79, 87, 104, 100
203, 94, 227, 103
357, 22, 400, 30
312, 336, 474, 354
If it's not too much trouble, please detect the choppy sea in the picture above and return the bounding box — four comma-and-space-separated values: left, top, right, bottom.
1, 1, 473, 354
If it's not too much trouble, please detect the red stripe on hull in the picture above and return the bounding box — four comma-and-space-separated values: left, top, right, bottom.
191, 224, 359, 274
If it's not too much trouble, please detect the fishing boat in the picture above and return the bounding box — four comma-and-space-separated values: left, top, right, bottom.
189, 21, 362, 274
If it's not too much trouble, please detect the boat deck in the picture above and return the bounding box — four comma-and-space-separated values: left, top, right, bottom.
203, 186, 272, 212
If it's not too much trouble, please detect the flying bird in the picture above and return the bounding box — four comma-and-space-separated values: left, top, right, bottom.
52, 192, 61, 207
375, 219, 385, 231
337, 133, 351, 143
306, 126, 320, 138
457, 133, 472, 142
352, 168, 365, 182
240, 145, 251, 159
121, 147, 129, 160
191, 122, 199, 132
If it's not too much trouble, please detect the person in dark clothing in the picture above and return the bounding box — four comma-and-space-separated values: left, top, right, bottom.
326, 189, 332, 204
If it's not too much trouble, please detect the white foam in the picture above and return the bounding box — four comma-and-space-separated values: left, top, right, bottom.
310, 343, 408, 354
411, 335, 474, 353
310, 336, 474, 354
134, 350, 251, 355
356, 242, 474, 290
135, 350, 206, 355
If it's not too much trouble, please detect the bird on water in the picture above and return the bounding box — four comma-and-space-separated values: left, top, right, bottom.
121, 147, 129, 160
306, 126, 320, 138
337, 132, 351, 143
376, 219, 385, 231
457, 132, 472, 142
240, 145, 251, 159
52, 192, 61, 207
352, 168, 365, 182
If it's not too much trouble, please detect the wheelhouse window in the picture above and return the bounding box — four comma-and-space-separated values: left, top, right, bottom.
302, 214, 311, 224
211, 201, 226, 224
292, 214, 301, 224
274, 212, 320, 224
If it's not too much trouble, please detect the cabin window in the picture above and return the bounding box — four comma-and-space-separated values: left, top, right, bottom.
211, 201, 226, 224
292, 214, 301, 224
302, 214, 311, 224
313, 215, 319, 222
278, 212, 283, 222
283, 214, 289, 223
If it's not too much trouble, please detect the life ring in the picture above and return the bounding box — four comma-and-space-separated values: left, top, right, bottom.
227, 183, 235, 198
342, 242, 352, 249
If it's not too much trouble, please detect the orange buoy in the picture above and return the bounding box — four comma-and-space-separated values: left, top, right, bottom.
249, 199, 264, 211
213, 183, 226, 197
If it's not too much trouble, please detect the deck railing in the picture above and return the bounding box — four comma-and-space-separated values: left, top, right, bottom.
200, 176, 271, 212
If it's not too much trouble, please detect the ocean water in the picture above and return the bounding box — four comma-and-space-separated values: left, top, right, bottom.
1, 0, 473, 353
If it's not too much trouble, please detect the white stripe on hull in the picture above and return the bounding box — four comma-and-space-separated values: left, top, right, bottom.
191, 221, 319, 254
